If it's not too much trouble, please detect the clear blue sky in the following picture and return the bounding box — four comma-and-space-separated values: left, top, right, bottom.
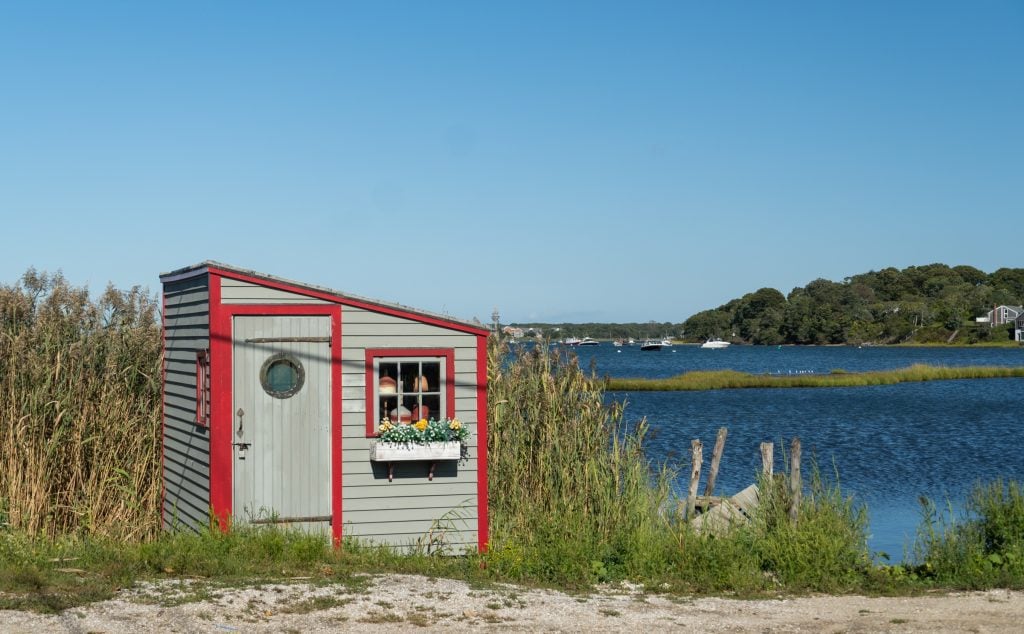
2, 2, 1021, 323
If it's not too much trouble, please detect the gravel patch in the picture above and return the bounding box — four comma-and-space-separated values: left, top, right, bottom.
2, 575, 1021, 632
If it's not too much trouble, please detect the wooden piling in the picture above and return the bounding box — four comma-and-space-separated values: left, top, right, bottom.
789, 437, 802, 524
760, 441, 773, 476
686, 439, 703, 521
703, 427, 728, 497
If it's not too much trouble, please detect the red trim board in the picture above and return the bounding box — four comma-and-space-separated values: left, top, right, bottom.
476, 335, 489, 552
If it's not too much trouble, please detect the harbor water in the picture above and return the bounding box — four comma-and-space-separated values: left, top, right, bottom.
567, 343, 1024, 559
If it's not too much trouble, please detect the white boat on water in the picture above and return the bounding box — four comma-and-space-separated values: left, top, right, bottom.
578, 337, 599, 346
562, 337, 582, 346
701, 338, 730, 349
640, 339, 664, 351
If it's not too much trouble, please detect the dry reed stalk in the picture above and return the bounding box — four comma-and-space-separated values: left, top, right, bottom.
0, 270, 162, 539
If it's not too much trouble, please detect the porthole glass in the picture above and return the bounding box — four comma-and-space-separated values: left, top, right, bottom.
260, 353, 305, 398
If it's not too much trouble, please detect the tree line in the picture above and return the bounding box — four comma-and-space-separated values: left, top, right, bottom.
512, 264, 1024, 346
683, 264, 1024, 345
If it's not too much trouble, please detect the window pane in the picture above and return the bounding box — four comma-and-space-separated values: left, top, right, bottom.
422, 394, 440, 420
379, 363, 398, 395
421, 362, 440, 393
399, 363, 419, 393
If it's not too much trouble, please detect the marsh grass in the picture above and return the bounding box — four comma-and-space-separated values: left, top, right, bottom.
0, 270, 162, 539
913, 480, 1024, 589
484, 339, 879, 593
607, 364, 1024, 391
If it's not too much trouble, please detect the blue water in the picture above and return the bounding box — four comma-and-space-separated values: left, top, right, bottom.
569, 344, 1024, 560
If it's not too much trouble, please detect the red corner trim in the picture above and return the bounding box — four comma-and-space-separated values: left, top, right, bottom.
208, 273, 231, 531
208, 266, 490, 336
331, 308, 343, 547
476, 335, 489, 553
363, 348, 456, 437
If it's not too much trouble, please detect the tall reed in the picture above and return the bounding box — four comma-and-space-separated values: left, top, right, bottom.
486, 339, 676, 584
0, 270, 162, 539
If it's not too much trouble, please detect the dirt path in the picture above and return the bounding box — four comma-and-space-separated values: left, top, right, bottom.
2, 574, 1021, 632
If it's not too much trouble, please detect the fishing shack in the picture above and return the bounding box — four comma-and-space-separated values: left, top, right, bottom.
160, 261, 490, 551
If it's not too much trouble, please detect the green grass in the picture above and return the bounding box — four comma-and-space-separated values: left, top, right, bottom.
910, 480, 1024, 589
606, 364, 1024, 391
0, 525, 490, 613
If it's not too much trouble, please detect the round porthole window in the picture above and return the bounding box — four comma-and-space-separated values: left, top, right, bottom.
260, 353, 305, 398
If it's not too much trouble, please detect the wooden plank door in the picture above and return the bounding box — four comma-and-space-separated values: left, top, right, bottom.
232, 315, 332, 532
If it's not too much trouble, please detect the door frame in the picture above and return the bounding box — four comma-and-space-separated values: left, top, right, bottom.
209, 277, 343, 544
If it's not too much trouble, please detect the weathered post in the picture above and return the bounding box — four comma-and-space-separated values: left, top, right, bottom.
703, 427, 728, 497
789, 437, 802, 525
760, 441, 773, 476
686, 439, 703, 520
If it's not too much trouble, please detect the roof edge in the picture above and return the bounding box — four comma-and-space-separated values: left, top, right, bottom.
160, 261, 490, 335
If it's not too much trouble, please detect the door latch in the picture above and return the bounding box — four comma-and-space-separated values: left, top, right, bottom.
236, 407, 245, 436
233, 441, 251, 460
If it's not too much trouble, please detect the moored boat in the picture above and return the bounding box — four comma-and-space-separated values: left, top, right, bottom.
701, 338, 730, 349
640, 339, 664, 351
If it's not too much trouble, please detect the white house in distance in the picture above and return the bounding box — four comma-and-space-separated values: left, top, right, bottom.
975, 305, 1024, 341
976, 305, 1023, 326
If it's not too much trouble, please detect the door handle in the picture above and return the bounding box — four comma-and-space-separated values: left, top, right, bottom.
236, 407, 245, 436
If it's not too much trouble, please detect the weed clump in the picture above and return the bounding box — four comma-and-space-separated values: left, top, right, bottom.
913, 480, 1024, 589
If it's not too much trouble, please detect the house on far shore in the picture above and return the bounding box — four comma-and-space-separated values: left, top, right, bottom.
976, 305, 1023, 326
1016, 314, 1024, 342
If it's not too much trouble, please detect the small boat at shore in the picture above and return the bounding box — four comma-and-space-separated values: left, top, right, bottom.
701, 338, 730, 349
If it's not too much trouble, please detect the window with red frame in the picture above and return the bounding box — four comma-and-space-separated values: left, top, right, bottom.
195, 349, 210, 426
365, 350, 453, 436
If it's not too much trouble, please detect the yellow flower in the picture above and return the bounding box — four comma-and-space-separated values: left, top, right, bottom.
379, 421, 394, 433
449, 419, 462, 430
414, 419, 428, 431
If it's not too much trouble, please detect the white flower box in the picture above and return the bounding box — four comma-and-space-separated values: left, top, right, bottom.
369, 440, 462, 462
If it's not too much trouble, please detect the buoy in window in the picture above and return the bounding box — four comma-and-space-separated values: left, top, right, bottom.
379, 376, 397, 394
411, 404, 429, 420
389, 405, 412, 423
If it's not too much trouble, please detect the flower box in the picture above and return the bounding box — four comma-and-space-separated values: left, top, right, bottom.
369, 440, 462, 462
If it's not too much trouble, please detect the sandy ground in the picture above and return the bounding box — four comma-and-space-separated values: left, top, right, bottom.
2, 574, 1022, 633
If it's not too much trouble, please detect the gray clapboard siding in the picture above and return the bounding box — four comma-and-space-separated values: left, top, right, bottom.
340, 336, 475, 357
342, 469, 477, 488
344, 508, 478, 525
343, 519, 477, 540
221, 278, 330, 304
340, 456, 479, 475
343, 481, 477, 499
343, 494, 476, 512
162, 275, 211, 533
